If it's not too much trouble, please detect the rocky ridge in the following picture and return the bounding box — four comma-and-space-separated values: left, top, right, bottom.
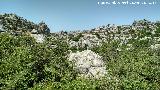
52, 19, 160, 51
0, 13, 50, 43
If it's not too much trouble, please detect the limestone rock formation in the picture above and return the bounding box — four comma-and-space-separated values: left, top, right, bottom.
30, 34, 45, 43
68, 50, 107, 79
0, 13, 50, 34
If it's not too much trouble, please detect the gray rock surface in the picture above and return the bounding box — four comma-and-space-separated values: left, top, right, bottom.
68, 50, 107, 79
30, 34, 45, 43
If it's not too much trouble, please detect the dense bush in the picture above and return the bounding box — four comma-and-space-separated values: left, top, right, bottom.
0, 33, 76, 89
71, 33, 83, 42
92, 41, 160, 90
1, 28, 160, 89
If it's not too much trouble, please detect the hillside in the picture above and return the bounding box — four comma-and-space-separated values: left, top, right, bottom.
53, 19, 160, 51
0, 13, 50, 35
0, 14, 160, 90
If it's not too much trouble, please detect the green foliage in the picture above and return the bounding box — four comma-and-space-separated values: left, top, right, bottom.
0, 13, 50, 34
92, 41, 160, 90
0, 33, 76, 90
71, 33, 83, 42
154, 27, 160, 37
30, 79, 101, 90
0, 13, 37, 32
1, 18, 160, 90
94, 32, 101, 39
134, 39, 150, 48
138, 29, 150, 38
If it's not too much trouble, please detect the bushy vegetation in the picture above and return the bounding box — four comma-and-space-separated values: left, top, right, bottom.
0, 15, 160, 89
71, 33, 83, 42
1, 31, 160, 90
0, 33, 76, 90
92, 43, 160, 90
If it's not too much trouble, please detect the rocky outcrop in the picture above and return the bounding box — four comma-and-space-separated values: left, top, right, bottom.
0, 13, 50, 34
150, 44, 160, 50
58, 19, 158, 49
68, 34, 102, 49
68, 50, 107, 79
30, 34, 45, 43
0, 14, 51, 43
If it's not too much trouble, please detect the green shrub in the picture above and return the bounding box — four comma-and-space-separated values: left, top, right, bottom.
92, 42, 160, 90
0, 33, 76, 90
1, 30, 160, 90
71, 33, 83, 42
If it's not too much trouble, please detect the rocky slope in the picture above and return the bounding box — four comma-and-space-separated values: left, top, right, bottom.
52, 19, 160, 51
0, 13, 50, 43
1, 14, 160, 89
0, 13, 50, 34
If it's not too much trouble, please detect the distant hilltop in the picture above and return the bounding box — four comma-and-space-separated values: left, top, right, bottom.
56, 19, 159, 35
0, 13, 50, 35
1, 13, 160, 36
52, 19, 160, 49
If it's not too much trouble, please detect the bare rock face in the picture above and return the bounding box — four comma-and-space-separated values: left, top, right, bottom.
0, 21, 5, 32
30, 34, 45, 43
68, 50, 107, 79
0, 24, 3, 31
150, 44, 160, 50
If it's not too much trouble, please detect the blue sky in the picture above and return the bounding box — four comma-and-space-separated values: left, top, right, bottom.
0, 0, 160, 32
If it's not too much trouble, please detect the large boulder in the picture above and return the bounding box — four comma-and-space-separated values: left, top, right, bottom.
68, 50, 107, 79
30, 34, 45, 43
